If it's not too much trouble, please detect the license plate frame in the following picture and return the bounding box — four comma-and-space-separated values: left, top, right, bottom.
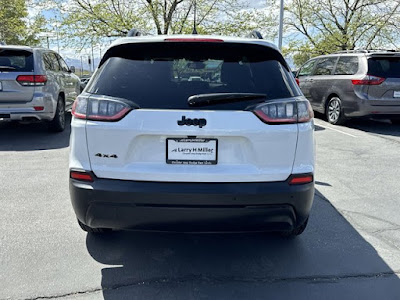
166, 138, 218, 165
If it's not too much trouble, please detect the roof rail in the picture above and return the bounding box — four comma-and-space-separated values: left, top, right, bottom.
247, 30, 263, 39
333, 49, 399, 54
127, 29, 142, 37
365, 49, 398, 53
333, 49, 368, 54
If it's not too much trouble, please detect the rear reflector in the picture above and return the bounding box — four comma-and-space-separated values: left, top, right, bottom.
351, 75, 385, 85
16, 75, 47, 86
34, 106, 44, 111
164, 38, 224, 43
289, 174, 314, 185
70, 171, 94, 182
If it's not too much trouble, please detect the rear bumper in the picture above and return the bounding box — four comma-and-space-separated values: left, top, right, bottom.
0, 93, 55, 121
70, 176, 314, 232
345, 99, 400, 118
0, 110, 53, 121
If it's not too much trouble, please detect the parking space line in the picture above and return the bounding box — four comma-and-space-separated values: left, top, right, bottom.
315, 121, 358, 138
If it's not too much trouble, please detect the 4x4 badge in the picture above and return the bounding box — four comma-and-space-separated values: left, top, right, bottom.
177, 116, 207, 128
95, 153, 118, 158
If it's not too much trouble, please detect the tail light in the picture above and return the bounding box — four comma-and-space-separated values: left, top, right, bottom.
72, 95, 132, 121
352, 75, 385, 85
70, 170, 94, 182
16, 75, 47, 86
295, 77, 300, 86
289, 174, 314, 185
253, 99, 314, 124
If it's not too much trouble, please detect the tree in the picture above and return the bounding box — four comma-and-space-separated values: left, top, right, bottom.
0, 0, 44, 46
50, 0, 276, 48
285, 0, 400, 64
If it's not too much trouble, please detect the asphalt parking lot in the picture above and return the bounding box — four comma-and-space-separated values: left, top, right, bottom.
1, 115, 400, 299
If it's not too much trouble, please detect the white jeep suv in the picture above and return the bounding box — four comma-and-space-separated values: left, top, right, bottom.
69, 34, 315, 236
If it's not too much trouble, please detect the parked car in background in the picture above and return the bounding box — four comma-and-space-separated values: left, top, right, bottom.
80, 77, 91, 92
0, 45, 80, 131
188, 76, 203, 82
296, 50, 400, 125
69, 33, 315, 237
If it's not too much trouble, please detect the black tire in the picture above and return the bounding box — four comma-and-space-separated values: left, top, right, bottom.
391, 119, 400, 125
48, 96, 66, 132
280, 218, 309, 238
326, 97, 346, 125
77, 219, 111, 234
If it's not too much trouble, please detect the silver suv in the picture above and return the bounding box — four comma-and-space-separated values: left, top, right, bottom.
296, 50, 400, 125
0, 46, 80, 131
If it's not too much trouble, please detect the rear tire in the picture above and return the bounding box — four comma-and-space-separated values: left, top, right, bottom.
77, 219, 111, 234
391, 119, 400, 125
280, 218, 308, 238
48, 96, 66, 132
326, 97, 346, 125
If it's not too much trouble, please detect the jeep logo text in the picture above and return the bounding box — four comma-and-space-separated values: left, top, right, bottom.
177, 116, 207, 128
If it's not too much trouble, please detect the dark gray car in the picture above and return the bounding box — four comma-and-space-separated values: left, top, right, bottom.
296, 50, 400, 125
0, 46, 80, 131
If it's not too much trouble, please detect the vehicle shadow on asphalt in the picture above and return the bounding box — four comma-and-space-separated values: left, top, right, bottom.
0, 114, 71, 151
85, 191, 400, 299
346, 118, 400, 137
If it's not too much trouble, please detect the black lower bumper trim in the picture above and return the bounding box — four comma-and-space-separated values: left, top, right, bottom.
70, 177, 314, 232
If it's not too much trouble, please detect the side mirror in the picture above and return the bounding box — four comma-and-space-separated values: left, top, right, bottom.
70, 66, 76, 73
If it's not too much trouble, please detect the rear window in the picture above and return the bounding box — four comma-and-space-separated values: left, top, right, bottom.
0, 49, 34, 72
87, 42, 300, 110
368, 57, 400, 78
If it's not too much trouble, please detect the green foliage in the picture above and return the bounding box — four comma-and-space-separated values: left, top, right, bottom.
285, 0, 400, 57
0, 0, 44, 46
50, 0, 277, 49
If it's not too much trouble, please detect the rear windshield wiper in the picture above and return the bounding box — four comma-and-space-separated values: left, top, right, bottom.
0, 66, 16, 71
188, 93, 267, 107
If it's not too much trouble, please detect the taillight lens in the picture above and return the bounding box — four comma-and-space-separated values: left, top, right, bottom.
16, 75, 47, 86
295, 78, 300, 86
253, 99, 313, 124
289, 174, 314, 185
351, 75, 385, 85
70, 170, 94, 182
72, 95, 132, 121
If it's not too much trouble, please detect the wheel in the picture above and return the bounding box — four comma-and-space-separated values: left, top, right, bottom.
391, 119, 400, 125
280, 218, 308, 237
48, 96, 66, 132
77, 219, 111, 234
326, 97, 346, 125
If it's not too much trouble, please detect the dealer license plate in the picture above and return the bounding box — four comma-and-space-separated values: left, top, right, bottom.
166, 138, 218, 165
